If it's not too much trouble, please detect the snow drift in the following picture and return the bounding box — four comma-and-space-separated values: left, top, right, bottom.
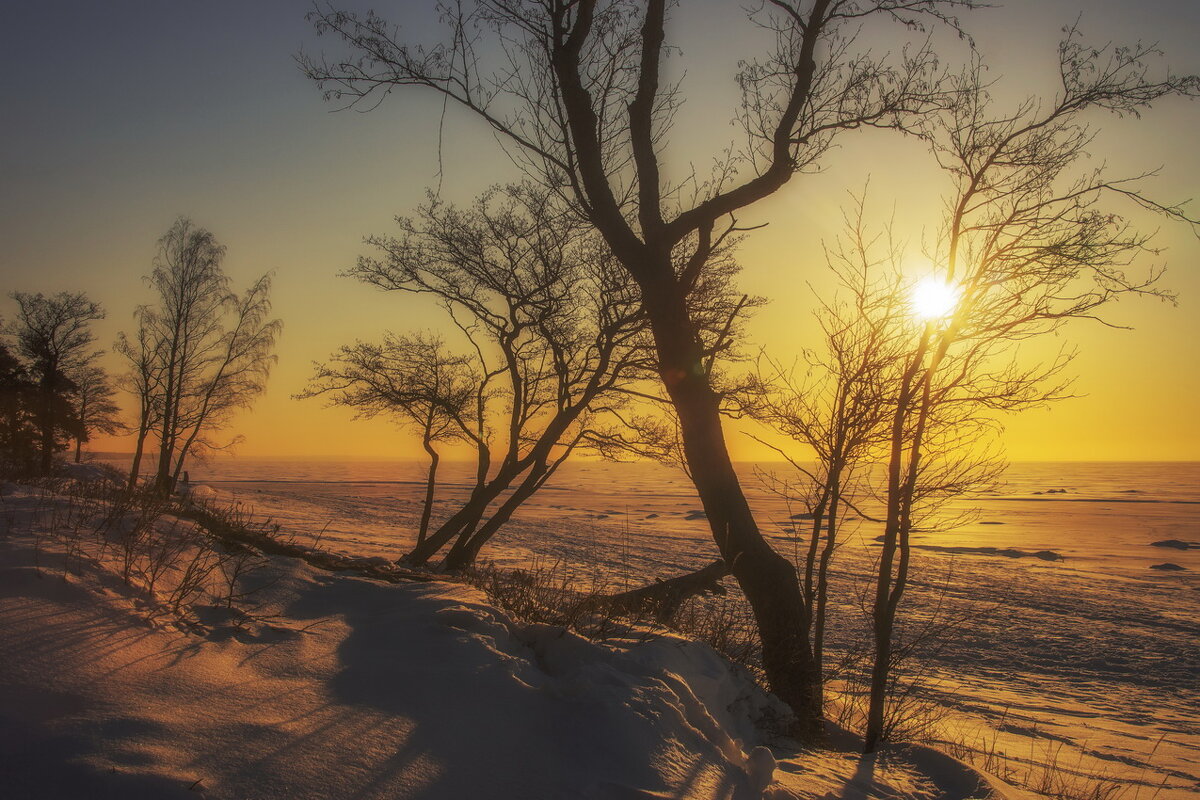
0, 482, 1026, 799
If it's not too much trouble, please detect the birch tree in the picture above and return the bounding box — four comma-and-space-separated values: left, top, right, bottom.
120, 218, 280, 494
854, 34, 1196, 751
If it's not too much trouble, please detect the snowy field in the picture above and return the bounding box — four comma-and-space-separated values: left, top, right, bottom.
0, 478, 1031, 800
146, 458, 1200, 799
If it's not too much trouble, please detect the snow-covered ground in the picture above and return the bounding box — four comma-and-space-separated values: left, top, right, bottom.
0, 479, 1027, 800
146, 458, 1200, 799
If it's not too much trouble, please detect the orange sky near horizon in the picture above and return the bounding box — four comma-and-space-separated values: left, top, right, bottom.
2, 0, 1198, 463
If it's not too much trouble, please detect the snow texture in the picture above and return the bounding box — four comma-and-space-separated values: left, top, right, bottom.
0, 484, 1027, 800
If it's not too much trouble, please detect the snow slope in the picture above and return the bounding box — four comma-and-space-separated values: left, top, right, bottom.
185, 459, 1198, 798
0, 482, 1025, 800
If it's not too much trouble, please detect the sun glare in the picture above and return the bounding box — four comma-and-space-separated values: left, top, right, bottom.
910, 277, 961, 321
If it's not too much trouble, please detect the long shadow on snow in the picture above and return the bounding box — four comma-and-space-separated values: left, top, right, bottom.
284, 571, 755, 800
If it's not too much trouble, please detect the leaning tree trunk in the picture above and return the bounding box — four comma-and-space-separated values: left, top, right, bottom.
441, 463, 549, 571
402, 469, 518, 565
127, 411, 150, 492
418, 437, 440, 547
600, 559, 730, 622
644, 280, 823, 741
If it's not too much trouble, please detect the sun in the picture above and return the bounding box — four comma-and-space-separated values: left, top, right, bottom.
910, 277, 961, 320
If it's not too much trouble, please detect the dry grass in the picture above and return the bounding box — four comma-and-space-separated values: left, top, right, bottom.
3, 475, 273, 627
466, 558, 643, 641
466, 558, 762, 672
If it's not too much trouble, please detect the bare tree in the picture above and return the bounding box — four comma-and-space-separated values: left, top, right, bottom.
68, 363, 125, 463
300, 0, 984, 737
308, 184, 656, 569
8, 292, 105, 474
115, 318, 166, 491
120, 218, 280, 494
142, 219, 230, 493
304, 333, 479, 547
164, 273, 280, 490
858, 33, 1198, 751
740, 206, 911, 707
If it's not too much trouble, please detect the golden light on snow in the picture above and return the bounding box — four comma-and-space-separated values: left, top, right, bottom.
910, 277, 961, 321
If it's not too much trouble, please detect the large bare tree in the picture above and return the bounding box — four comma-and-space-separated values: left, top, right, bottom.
300, 0, 983, 736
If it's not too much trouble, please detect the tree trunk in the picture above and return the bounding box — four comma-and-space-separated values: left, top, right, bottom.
170, 431, 200, 493
153, 405, 173, 494
154, 434, 174, 494
154, 375, 180, 495
37, 372, 56, 475
865, 494, 902, 753
127, 411, 150, 492
813, 487, 840, 702
600, 559, 729, 622
74, 438, 82, 463
154, 322, 183, 497
418, 439, 440, 547
402, 473, 513, 565
863, 609, 894, 753
643, 276, 823, 741
441, 464, 547, 571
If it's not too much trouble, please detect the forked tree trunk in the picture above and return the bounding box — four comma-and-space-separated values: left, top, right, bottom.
441, 463, 549, 571
403, 474, 514, 565
406, 404, 591, 567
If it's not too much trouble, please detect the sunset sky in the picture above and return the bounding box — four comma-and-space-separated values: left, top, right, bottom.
2, 0, 1197, 462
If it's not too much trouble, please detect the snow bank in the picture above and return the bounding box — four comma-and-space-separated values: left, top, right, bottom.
0, 484, 1029, 800
0, 495, 784, 799
55, 461, 124, 484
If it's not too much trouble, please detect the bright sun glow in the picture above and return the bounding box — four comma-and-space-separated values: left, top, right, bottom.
910, 277, 961, 320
